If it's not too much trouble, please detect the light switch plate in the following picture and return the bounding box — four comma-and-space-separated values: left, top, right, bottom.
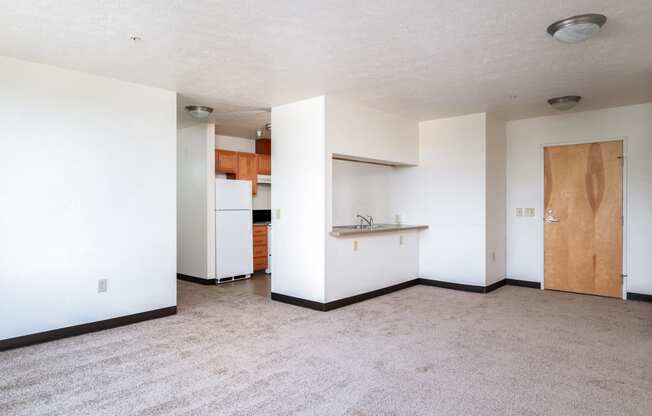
98, 279, 107, 293
516, 208, 523, 217
274, 209, 281, 220
525, 208, 535, 217
353, 240, 358, 251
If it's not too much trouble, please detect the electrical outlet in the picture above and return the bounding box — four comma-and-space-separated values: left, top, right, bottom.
353, 240, 358, 251
399, 235, 404, 245
98, 279, 108, 293
395, 214, 402, 225
492, 251, 496, 262
525, 208, 535, 217
274, 209, 281, 220
516, 208, 523, 217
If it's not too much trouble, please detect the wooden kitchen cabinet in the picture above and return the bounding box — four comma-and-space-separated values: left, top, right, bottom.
237, 152, 257, 194
216, 150, 237, 174
257, 154, 271, 175
252, 224, 268, 271
215, 149, 260, 194
255, 139, 271, 155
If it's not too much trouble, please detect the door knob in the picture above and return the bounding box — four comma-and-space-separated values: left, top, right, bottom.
544, 208, 559, 224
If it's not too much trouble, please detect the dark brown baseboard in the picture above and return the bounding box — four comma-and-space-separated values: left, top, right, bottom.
272, 277, 545, 311
271, 293, 327, 311
325, 279, 420, 310
485, 279, 507, 293
272, 279, 421, 312
505, 278, 541, 289
418, 278, 488, 293
0, 306, 177, 352
627, 292, 652, 303
177, 273, 216, 285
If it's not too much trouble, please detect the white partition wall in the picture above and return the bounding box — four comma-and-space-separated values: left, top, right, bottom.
177, 123, 216, 280
271, 97, 327, 302
0, 57, 177, 341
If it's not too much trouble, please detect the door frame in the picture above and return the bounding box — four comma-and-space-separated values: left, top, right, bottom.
539, 137, 628, 299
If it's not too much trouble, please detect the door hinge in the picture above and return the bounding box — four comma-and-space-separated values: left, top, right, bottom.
621, 274, 627, 283
617, 155, 624, 166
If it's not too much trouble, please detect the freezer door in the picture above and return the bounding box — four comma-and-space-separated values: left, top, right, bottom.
215, 210, 253, 279
215, 179, 252, 210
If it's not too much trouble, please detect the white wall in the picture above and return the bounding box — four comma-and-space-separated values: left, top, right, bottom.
326, 96, 418, 166
326, 230, 419, 302
412, 113, 488, 286
253, 184, 271, 210
485, 114, 507, 285
331, 159, 394, 226
215, 135, 255, 153
177, 123, 216, 279
506, 103, 652, 295
271, 97, 327, 302
0, 56, 177, 340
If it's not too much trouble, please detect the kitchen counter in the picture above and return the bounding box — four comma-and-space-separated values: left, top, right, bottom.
330, 224, 428, 237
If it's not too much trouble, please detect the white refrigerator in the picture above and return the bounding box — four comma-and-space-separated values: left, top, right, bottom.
215, 179, 253, 281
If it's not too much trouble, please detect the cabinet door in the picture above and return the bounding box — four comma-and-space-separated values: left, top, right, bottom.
216, 150, 237, 174
257, 154, 271, 175
236, 152, 257, 194
255, 139, 271, 155
252, 225, 268, 271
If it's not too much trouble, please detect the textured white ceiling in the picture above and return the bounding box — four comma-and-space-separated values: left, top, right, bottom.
2, 1, 652, 137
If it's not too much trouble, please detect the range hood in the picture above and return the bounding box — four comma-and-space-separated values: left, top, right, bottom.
257, 174, 271, 184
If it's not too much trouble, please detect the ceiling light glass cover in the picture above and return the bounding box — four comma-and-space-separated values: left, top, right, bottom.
185, 105, 214, 118
548, 96, 581, 111
547, 14, 607, 43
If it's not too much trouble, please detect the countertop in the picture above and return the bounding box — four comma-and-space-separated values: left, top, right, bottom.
253, 222, 271, 226
329, 224, 428, 237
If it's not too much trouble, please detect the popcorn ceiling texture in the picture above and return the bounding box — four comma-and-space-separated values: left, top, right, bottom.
2, 1, 652, 137
1, 278, 651, 415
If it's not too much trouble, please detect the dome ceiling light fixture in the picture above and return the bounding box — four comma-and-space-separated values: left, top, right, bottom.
185, 105, 214, 119
256, 123, 272, 138
547, 14, 607, 43
548, 96, 582, 111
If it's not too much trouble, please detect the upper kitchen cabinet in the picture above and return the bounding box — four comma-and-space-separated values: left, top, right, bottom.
237, 152, 258, 194
255, 138, 271, 155
216, 149, 238, 175
257, 154, 271, 175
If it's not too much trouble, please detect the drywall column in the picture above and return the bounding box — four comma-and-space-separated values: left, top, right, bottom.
392, 112, 506, 288
177, 123, 216, 280
271, 97, 327, 302
415, 113, 488, 286
485, 114, 507, 285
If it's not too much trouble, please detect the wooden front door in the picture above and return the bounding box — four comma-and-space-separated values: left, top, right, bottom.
543, 140, 623, 298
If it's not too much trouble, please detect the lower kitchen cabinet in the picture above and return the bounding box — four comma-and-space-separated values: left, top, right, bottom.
252, 224, 268, 271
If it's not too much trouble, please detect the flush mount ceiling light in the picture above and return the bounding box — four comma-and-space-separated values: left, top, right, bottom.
548, 96, 582, 111
547, 14, 607, 43
185, 105, 214, 119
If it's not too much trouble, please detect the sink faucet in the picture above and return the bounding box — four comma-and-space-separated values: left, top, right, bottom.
356, 214, 373, 227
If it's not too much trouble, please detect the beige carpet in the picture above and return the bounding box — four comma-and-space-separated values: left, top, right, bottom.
1, 277, 651, 415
